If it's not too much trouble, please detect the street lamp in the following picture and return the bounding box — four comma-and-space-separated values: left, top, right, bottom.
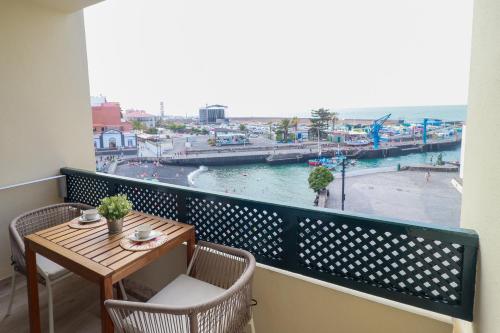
341, 157, 346, 210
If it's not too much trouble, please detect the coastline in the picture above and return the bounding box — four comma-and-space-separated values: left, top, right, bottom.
114, 161, 196, 187
187, 166, 208, 186
111, 146, 461, 209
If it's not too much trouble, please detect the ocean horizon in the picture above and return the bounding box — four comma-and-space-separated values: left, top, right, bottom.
335, 105, 467, 122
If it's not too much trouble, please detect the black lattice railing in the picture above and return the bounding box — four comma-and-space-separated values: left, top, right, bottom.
297, 217, 463, 305
61, 167, 478, 321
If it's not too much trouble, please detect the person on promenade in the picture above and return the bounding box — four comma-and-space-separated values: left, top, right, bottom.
426, 170, 431, 183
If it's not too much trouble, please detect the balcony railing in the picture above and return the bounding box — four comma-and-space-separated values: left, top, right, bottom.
60, 167, 478, 321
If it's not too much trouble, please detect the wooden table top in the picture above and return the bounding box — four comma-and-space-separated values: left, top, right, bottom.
25, 211, 194, 284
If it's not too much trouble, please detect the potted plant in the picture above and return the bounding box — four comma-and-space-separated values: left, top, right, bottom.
97, 194, 133, 234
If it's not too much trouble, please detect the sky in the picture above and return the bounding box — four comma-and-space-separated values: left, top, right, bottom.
84, 0, 473, 117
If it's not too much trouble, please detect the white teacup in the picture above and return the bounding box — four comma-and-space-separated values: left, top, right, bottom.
82, 209, 99, 220
135, 224, 152, 239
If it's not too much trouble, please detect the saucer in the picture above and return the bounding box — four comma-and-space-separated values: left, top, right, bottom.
127, 230, 162, 242
78, 215, 101, 223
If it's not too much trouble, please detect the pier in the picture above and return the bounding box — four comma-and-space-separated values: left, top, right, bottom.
154, 139, 461, 167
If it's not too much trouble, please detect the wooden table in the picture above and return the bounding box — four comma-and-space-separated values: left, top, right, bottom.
24, 211, 196, 333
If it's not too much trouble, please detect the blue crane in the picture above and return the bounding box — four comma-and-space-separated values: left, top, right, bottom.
422, 118, 442, 144
371, 113, 391, 149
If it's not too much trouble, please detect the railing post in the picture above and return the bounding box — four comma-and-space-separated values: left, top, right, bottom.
281, 209, 301, 272
107, 178, 119, 197
177, 190, 189, 224
460, 244, 478, 321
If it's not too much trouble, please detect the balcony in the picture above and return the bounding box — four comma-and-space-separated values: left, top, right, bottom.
0, 168, 477, 332
1, 0, 499, 332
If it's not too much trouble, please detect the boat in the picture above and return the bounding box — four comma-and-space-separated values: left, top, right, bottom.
307, 157, 338, 170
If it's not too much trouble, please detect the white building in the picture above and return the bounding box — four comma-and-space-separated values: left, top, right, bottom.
93, 129, 137, 155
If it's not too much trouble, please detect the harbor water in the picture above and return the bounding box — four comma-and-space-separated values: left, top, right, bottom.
192, 146, 462, 207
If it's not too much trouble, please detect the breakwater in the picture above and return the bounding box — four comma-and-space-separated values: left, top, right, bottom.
163, 139, 461, 167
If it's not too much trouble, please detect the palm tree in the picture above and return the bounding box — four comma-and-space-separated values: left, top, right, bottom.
291, 116, 299, 132
131, 120, 144, 131
280, 118, 291, 142
267, 122, 273, 140
331, 111, 339, 131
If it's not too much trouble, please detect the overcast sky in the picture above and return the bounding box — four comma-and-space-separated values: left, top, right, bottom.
84, 0, 473, 117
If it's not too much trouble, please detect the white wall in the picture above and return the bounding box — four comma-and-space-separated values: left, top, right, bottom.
0, 0, 95, 279
459, 125, 466, 179
457, 0, 500, 331
102, 132, 123, 148
124, 134, 137, 147
0, 1, 95, 186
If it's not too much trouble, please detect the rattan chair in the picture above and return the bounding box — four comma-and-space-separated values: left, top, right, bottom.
6, 203, 128, 333
105, 241, 256, 333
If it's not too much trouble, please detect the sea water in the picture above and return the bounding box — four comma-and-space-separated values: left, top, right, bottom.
336, 105, 467, 122
192, 146, 462, 207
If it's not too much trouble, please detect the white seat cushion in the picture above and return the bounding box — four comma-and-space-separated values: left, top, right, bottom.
37, 254, 69, 281
148, 274, 225, 307
121, 275, 226, 332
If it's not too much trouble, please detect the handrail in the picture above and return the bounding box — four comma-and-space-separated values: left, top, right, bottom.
60, 167, 478, 321
0, 175, 65, 191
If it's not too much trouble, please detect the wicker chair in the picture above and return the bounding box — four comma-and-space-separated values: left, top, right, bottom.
105, 241, 256, 333
6, 203, 128, 333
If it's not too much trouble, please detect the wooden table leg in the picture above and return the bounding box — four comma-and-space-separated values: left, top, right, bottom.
26, 241, 41, 333
100, 277, 114, 333
187, 228, 196, 266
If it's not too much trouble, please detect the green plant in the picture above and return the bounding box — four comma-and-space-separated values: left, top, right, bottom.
308, 166, 334, 193
97, 194, 133, 220
437, 153, 444, 166
167, 123, 186, 132
145, 127, 158, 134
131, 120, 145, 131
291, 116, 299, 132
309, 108, 333, 139
331, 111, 339, 131
279, 118, 291, 141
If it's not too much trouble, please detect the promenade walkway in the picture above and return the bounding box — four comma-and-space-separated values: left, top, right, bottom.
326, 170, 461, 227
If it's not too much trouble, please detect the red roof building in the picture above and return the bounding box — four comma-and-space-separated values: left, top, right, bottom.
92, 102, 133, 132
124, 109, 157, 128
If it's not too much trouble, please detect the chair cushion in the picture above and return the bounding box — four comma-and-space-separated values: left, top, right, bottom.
148, 274, 226, 307
37, 254, 69, 280
121, 276, 226, 332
